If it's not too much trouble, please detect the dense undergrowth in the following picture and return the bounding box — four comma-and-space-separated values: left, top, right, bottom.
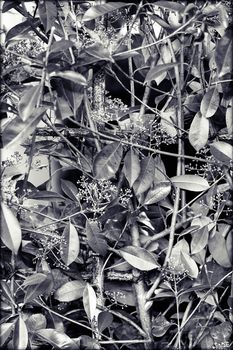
0, 1, 233, 349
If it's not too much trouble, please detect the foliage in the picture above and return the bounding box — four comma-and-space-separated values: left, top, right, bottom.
0, 1, 232, 350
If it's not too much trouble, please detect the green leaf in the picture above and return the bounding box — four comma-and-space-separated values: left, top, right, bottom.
133, 156, 155, 196
143, 181, 171, 205
98, 311, 113, 333
200, 87, 220, 118
2, 107, 47, 150
191, 226, 209, 255
22, 273, 47, 287
118, 246, 160, 271
93, 142, 123, 180
38, 0, 58, 33
54, 280, 86, 302
24, 273, 54, 303
61, 179, 78, 201
215, 27, 233, 77
61, 223, 80, 266
152, 315, 171, 337
13, 315, 28, 350
50, 71, 87, 86
26, 314, 47, 333
85, 220, 108, 256
1, 281, 16, 307
208, 231, 231, 268
226, 103, 233, 135
154, 1, 185, 12
49, 39, 74, 54
144, 63, 179, 83
0, 323, 14, 347
189, 112, 209, 151
160, 107, 178, 138
27, 191, 65, 201
5, 18, 41, 43
83, 2, 132, 21
78, 43, 114, 66
123, 149, 141, 187
180, 252, 199, 278
83, 283, 97, 321
37, 329, 76, 349
1, 202, 22, 254
171, 175, 210, 192
18, 85, 41, 121
209, 141, 233, 164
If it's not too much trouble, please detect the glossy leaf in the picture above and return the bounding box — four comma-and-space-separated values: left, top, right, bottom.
191, 226, 209, 255
215, 27, 233, 77
83, 2, 131, 21
38, 0, 58, 33
133, 156, 155, 196
144, 63, 179, 83
83, 283, 97, 321
54, 280, 86, 302
49, 39, 74, 54
189, 112, 209, 151
27, 191, 65, 201
208, 231, 231, 268
22, 273, 47, 287
61, 223, 80, 266
180, 252, 199, 278
200, 87, 220, 118
143, 182, 171, 205
61, 179, 78, 201
209, 141, 233, 164
24, 273, 54, 303
1, 281, 16, 307
5, 18, 41, 43
171, 175, 209, 192
160, 107, 178, 138
154, 1, 185, 12
93, 142, 123, 180
152, 315, 171, 337
50, 71, 87, 86
85, 220, 108, 256
1, 202, 22, 254
18, 85, 41, 121
37, 329, 76, 349
26, 314, 47, 333
118, 246, 160, 271
123, 148, 141, 187
98, 311, 113, 332
0, 323, 14, 347
226, 103, 233, 134
13, 315, 28, 350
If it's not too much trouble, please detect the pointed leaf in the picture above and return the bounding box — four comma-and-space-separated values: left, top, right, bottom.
98, 311, 113, 332
85, 220, 108, 256
154, 1, 185, 12
123, 149, 141, 187
61, 223, 80, 266
18, 85, 41, 121
22, 273, 47, 287
83, 2, 131, 21
24, 274, 54, 303
133, 156, 155, 195
226, 102, 233, 135
160, 107, 178, 137
215, 27, 233, 77
54, 280, 86, 302
145, 63, 179, 83
143, 181, 171, 205
1, 202, 22, 254
13, 315, 28, 350
37, 329, 76, 349
50, 71, 87, 86
208, 231, 231, 268
83, 283, 97, 321
0, 323, 14, 347
49, 39, 74, 54
38, 0, 58, 33
5, 18, 41, 43
171, 175, 209, 192
27, 191, 65, 201
152, 315, 171, 337
189, 112, 209, 151
118, 246, 160, 271
191, 226, 209, 255
1, 281, 16, 307
93, 142, 123, 180
209, 141, 233, 164
180, 252, 199, 278
61, 179, 78, 201
200, 87, 220, 118
26, 314, 47, 333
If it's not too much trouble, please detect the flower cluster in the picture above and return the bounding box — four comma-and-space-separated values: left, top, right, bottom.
1, 176, 18, 205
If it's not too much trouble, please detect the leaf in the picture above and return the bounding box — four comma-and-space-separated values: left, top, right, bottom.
215, 27, 233, 77
5, 18, 41, 43
83, 283, 97, 321
93, 142, 123, 180
85, 220, 108, 256
24, 273, 54, 303
191, 226, 209, 255
226, 103, 233, 135
209, 141, 233, 164
200, 87, 220, 118
118, 246, 160, 271
50, 71, 87, 86
1, 281, 15, 307
61, 179, 78, 201
1, 202, 22, 254
171, 175, 209, 192
54, 280, 86, 302
152, 315, 171, 337
144, 63, 179, 83
208, 231, 231, 268
0, 323, 14, 347
189, 112, 209, 151
160, 107, 178, 138
49, 39, 74, 54
38, 0, 58, 33
61, 223, 80, 266
13, 315, 28, 350
27, 191, 65, 201
26, 314, 47, 333
133, 156, 155, 196
83, 2, 131, 21
154, 1, 185, 12
143, 182, 171, 205
22, 273, 47, 287
2, 107, 47, 150
37, 329, 76, 349
123, 149, 141, 187
180, 252, 199, 278
18, 85, 41, 121
98, 311, 113, 332
78, 43, 114, 66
